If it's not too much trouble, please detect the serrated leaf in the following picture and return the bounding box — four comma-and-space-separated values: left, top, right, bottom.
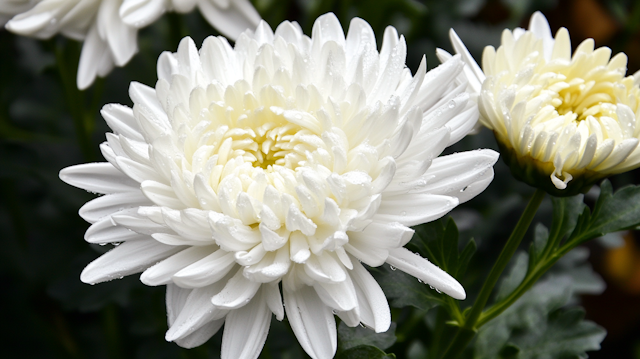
509, 307, 605, 359
570, 180, 640, 245
474, 264, 606, 359
338, 322, 397, 351
336, 345, 396, 359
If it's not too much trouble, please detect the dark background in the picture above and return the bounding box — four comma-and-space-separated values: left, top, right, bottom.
2, 0, 640, 358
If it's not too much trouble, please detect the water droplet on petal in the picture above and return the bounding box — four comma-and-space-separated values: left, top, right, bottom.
390, 265, 396, 271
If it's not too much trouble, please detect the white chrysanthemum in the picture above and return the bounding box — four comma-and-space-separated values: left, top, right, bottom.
5, 0, 260, 89
438, 12, 640, 195
60, 14, 498, 359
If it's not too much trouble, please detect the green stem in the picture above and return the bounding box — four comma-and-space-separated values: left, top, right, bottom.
477, 238, 576, 327
464, 188, 545, 327
55, 40, 95, 161
440, 189, 545, 359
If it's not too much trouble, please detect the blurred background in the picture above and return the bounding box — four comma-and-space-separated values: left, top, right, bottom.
2, 0, 640, 358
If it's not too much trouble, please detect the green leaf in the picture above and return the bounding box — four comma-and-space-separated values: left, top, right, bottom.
527, 223, 549, 274
569, 180, 640, 245
336, 345, 396, 359
338, 321, 397, 351
498, 344, 520, 359
549, 195, 585, 246
495, 252, 528, 302
506, 307, 606, 359
410, 217, 476, 278
475, 253, 606, 359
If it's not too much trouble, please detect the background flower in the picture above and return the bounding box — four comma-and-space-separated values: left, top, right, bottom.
59, 13, 497, 359
5, 0, 260, 89
439, 12, 640, 196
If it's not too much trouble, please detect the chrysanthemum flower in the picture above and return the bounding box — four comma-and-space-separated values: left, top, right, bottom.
60, 14, 498, 359
438, 12, 640, 196
5, 0, 260, 89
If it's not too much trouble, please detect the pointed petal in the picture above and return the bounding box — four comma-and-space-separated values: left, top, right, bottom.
284, 286, 337, 359
221, 287, 271, 359
386, 247, 466, 300
80, 239, 183, 284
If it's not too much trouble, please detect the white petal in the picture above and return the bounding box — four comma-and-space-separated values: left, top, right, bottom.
84, 215, 147, 244
77, 24, 113, 90
173, 249, 236, 288
375, 194, 459, 226
350, 259, 391, 332
221, 287, 271, 359
313, 274, 358, 311
416, 149, 499, 203
79, 191, 151, 223
101, 104, 144, 141
166, 282, 230, 342
81, 239, 183, 284
386, 247, 466, 300
284, 286, 337, 359
197, 0, 260, 41
140, 245, 215, 286
60, 163, 139, 194
119, 0, 165, 28
175, 319, 225, 349
211, 268, 261, 309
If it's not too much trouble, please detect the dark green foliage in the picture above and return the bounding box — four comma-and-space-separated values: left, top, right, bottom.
338, 322, 397, 352
336, 345, 396, 359
476, 250, 606, 359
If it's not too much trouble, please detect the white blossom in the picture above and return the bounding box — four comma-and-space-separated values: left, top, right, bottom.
60, 14, 498, 359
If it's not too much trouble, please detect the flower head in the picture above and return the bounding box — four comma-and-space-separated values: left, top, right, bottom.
60, 14, 498, 359
439, 12, 640, 196
5, 0, 260, 89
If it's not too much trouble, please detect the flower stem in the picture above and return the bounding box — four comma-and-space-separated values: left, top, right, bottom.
54, 39, 95, 161
440, 188, 545, 359
476, 236, 575, 327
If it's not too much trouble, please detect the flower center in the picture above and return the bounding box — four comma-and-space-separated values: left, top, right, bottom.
553, 78, 618, 121
220, 109, 309, 171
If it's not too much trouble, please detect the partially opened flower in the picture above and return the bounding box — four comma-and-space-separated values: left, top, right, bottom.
438, 12, 640, 196
60, 14, 498, 359
5, 0, 260, 89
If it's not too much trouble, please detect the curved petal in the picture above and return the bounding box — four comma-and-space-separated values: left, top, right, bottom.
284, 285, 337, 359
221, 287, 271, 359
386, 247, 466, 300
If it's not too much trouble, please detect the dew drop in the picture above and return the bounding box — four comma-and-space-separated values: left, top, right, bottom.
429, 285, 434, 290
448, 100, 456, 109
332, 309, 337, 315
389, 265, 396, 271
435, 288, 442, 294
401, 211, 406, 216
417, 279, 423, 284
